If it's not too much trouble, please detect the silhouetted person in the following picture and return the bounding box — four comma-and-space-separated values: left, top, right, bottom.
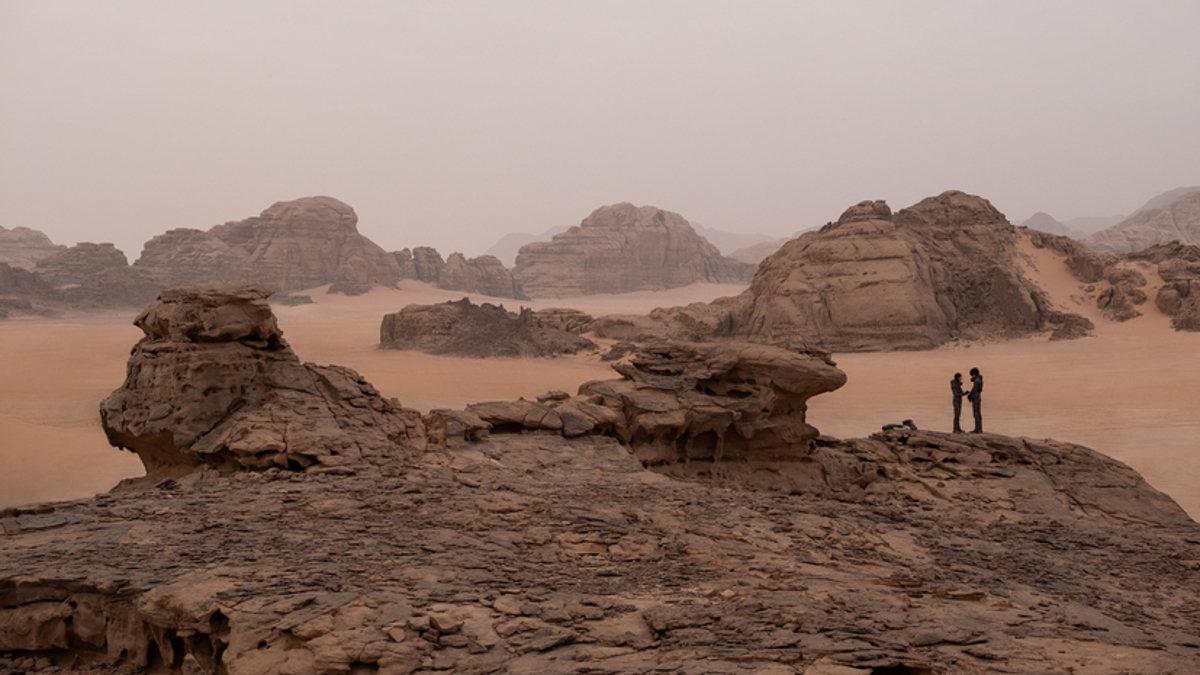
951, 372, 968, 433
967, 367, 983, 433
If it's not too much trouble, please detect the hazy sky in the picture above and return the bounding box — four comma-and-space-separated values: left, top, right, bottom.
2, 1, 1198, 259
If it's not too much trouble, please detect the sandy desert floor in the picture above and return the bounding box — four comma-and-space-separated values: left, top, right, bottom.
2, 263, 1197, 520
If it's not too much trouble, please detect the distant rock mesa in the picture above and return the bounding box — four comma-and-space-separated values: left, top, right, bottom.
513, 203, 755, 297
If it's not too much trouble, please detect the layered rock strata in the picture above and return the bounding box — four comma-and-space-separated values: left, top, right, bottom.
100, 284, 425, 477
380, 298, 595, 358
513, 203, 756, 297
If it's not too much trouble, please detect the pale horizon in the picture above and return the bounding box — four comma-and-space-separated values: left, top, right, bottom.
2, 1, 1198, 260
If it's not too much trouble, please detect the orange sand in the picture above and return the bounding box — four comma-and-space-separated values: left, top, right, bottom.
2, 270, 1197, 520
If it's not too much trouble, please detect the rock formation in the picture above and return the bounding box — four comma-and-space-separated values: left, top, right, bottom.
1132, 243, 1200, 331
1085, 190, 1200, 253
513, 203, 756, 297
392, 247, 528, 300
2, 289, 1199, 673
380, 298, 595, 358
483, 226, 568, 267
33, 243, 162, 309
730, 193, 1085, 351
437, 253, 529, 300
0, 226, 64, 270
134, 196, 402, 295
100, 284, 425, 478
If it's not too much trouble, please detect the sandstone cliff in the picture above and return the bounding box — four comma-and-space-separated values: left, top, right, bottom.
1085, 190, 1200, 253
513, 203, 756, 297
0, 226, 65, 270
2, 287, 1198, 674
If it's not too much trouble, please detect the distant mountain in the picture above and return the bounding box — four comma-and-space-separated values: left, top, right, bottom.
688, 223, 785, 256
1085, 190, 1200, 254
0, 226, 65, 270
1131, 186, 1200, 216
1020, 212, 1085, 239
1061, 214, 1125, 236
483, 226, 568, 267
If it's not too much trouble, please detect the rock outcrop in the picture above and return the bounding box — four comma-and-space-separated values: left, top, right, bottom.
100, 284, 425, 477
729, 192, 1083, 351
513, 203, 756, 297
380, 298, 595, 358
1133, 243, 1200, 331
34, 243, 162, 309
3, 294, 1199, 674
134, 196, 402, 295
1085, 190, 1200, 253
0, 226, 64, 270
393, 247, 528, 299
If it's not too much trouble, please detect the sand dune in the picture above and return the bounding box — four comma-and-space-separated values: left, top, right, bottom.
2, 274, 1197, 520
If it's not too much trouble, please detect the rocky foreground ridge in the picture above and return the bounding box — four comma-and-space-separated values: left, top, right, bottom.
2, 285, 1199, 675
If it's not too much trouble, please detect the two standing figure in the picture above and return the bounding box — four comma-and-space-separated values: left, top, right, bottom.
951, 368, 983, 433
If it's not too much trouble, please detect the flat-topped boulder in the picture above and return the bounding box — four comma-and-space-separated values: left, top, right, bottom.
513, 203, 755, 297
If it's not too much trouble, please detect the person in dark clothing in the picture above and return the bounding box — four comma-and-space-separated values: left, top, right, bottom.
951, 372, 968, 433
967, 367, 983, 433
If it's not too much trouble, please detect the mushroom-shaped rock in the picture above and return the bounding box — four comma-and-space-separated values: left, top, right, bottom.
100, 284, 425, 478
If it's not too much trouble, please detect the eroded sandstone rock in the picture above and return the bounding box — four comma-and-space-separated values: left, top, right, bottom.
134, 196, 403, 295
100, 284, 425, 477
1085, 190, 1200, 253
379, 298, 596, 358
513, 203, 755, 297
34, 243, 162, 309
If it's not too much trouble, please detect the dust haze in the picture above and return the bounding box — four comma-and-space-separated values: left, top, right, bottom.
2, 2, 1198, 258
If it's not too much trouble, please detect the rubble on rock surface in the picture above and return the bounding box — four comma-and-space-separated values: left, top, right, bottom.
3, 284, 1199, 674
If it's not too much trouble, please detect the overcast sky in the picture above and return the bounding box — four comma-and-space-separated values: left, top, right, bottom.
2, 1, 1198, 259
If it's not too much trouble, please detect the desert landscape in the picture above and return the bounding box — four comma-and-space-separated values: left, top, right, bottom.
3, 261, 1199, 520
4, 4, 1200, 673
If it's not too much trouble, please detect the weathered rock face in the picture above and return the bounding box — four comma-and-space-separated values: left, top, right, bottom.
1085, 190, 1200, 253
380, 298, 595, 358
0, 262, 57, 306
392, 247, 528, 299
100, 284, 425, 477
579, 342, 847, 469
513, 203, 756, 297
0, 225, 65, 270
728, 192, 1075, 351
34, 243, 162, 309
133, 196, 402, 295
1140, 244, 1200, 331
134, 228, 245, 288
437, 253, 529, 300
